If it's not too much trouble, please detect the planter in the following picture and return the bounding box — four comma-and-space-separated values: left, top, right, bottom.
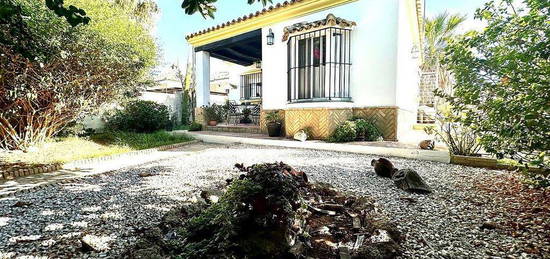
267, 122, 282, 137
208, 120, 218, 126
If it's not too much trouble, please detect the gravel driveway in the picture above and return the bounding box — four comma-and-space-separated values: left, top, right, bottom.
0, 143, 545, 258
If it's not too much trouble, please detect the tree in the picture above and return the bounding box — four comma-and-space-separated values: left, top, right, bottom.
40, 0, 273, 26
0, 0, 157, 150
442, 0, 550, 169
423, 12, 466, 69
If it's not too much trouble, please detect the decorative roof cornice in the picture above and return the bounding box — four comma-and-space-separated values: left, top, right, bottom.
281, 13, 356, 41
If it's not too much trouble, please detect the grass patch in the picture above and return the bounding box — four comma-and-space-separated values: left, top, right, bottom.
90, 130, 194, 150
0, 131, 193, 166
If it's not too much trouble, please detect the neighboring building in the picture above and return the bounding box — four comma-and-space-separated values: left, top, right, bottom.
186, 0, 429, 144
209, 71, 240, 105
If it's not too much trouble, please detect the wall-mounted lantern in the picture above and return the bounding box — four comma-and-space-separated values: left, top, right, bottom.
255, 61, 262, 69
266, 29, 275, 45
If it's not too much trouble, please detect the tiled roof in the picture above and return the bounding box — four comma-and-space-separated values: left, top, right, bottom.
282, 13, 356, 41
186, 0, 304, 40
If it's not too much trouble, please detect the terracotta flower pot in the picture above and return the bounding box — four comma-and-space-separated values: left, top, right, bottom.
208, 120, 218, 126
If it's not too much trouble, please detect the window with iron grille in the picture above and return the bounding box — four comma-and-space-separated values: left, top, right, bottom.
417, 71, 437, 124
240, 72, 262, 100
287, 27, 352, 102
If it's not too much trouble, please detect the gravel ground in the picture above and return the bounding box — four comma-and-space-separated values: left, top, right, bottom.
0, 143, 546, 258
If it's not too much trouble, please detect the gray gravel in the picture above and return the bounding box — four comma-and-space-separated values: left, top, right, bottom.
0, 143, 543, 258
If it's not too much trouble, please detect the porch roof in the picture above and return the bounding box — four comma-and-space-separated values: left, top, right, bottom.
185, 0, 358, 47
195, 29, 262, 66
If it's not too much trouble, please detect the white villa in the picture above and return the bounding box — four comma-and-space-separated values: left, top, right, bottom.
187, 0, 432, 144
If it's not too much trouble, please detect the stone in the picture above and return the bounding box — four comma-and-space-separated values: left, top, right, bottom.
293, 130, 308, 142
12, 201, 32, 207
392, 169, 432, 194
138, 172, 153, 177
480, 222, 498, 230
371, 158, 397, 178
419, 140, 435, 150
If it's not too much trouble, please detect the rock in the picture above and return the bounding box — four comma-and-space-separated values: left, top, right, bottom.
371, 158, 397, 178
392, 169, 432, 194
480, 221, 498, 230
12, 201, 32, 207
294, 130, 308, 142
138, 172, 153, 177
419, 140, 435, 150
80, 239, 97, 252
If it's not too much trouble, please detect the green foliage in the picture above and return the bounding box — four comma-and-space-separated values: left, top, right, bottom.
353, 119, 382, 141
188, 122, 202, 131
423, 12, 466, 69
0, 0, 157, 150
177, 163, 299, 258
90, 130, 193, 150
265, 111, 282, 124
442, 0, 549, 169
45, 0, 89, 26
106, 101, 171, 133
203, 104, 224, 122
181, 0, 272, 18
328, 121, 357, 143
424, 108, 482, 156
181, 90, 191, 125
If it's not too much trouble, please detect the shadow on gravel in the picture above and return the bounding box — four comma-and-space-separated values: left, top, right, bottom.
0, 164, 226, 258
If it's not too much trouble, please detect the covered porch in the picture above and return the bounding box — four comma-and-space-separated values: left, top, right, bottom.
193, 29, 263, 109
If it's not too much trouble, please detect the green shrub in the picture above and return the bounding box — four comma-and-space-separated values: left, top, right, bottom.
328, 121, 357, 142
265, 111, 282, 123
352, 118, 382, 141
188, 122, 202, 131
203, 104, 224, 122
106, 100, 170, 133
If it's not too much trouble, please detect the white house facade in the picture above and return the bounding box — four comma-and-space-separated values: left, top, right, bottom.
187, 0, 429, 143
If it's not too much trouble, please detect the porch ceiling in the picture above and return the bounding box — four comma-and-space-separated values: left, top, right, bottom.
195, 29, 261, 66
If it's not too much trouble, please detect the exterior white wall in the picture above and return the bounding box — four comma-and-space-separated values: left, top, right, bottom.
394, 0, 429, 144
139, 91, 183, 125
262, 0, 401, 110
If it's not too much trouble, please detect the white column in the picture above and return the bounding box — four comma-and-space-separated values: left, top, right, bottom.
195, 51, 210, 107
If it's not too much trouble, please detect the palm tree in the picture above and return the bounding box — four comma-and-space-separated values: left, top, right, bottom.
423, 12, 467, 70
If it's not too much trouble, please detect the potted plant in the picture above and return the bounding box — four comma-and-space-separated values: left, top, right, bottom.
203, 104, 222, 126
240, 108, 252, 124
265, 111, 282, 137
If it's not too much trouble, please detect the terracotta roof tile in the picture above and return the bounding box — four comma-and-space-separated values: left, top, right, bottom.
186, 0, 303, 40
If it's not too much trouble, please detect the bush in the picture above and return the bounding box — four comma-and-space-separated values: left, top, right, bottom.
328, 121, 357, 143
188, 122, 202, 131
203, 104, 224, 122
424, 108, 482, 156
354, 119, 382, 141
106, 100, 170, 133
443, 0, 549, 169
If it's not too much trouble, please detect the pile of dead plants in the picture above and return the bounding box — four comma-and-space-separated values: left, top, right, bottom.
123, 162, 401, 258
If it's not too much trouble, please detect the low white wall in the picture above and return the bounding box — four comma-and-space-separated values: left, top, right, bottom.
139, 91, 183, 125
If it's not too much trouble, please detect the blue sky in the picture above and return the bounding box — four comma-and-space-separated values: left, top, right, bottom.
154, 0, 489, 69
